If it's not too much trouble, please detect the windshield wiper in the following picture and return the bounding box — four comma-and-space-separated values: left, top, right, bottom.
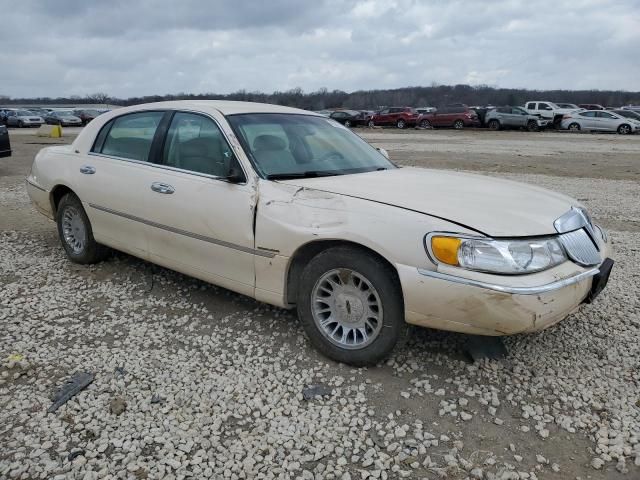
265, 171, 342, 180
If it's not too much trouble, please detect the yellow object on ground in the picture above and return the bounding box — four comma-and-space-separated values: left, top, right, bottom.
37, 125, 63, 138
8, 353, 24, 362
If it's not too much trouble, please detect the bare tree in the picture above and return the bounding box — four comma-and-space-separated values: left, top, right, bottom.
86, 92, 110, 104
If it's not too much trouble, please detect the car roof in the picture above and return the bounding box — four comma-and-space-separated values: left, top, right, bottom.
105, 100, 319, 117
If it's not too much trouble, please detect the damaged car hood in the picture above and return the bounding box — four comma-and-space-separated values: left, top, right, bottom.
280, 167, 577, 237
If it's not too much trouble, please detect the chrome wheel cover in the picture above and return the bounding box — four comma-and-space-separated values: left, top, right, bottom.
61, 206, 87, 254
311, 268, 383, 350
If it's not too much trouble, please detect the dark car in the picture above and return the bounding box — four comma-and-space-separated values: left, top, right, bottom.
369, 107, 419, 129
417, 104, 480, 129
0, 125, 11, 158
44, 111, 83, 127
73, 109, 102, 126
578, 104, 605, 110
329, 110, 368, 127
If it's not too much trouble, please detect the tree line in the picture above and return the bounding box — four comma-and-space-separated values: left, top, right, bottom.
2, 84, 639, 110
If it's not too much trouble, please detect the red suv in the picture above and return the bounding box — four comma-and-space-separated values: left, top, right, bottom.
417, 104, 480, 129
370, 107, 419, 129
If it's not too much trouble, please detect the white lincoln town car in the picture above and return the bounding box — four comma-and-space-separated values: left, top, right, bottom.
26, 101, 613, 365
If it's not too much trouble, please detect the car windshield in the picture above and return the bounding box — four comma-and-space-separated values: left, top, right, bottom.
17, 110, 33, 116
57, 111, 74, 116
616, 110, 640, 120
227, 113, 395, 179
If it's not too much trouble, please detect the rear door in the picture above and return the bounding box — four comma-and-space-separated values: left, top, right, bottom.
79, 110, 167, 259
577, 111, 597, 129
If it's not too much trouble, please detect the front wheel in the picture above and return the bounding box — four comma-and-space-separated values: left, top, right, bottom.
344, 120, 352, 128
488, 120, 500, 131
527, 120, 540, 132
296, 247, 406, 366
396, 119, 406, 129
453, 119, 465, 129
56, 193, 110, 264
419, 119, 431, 129
18, 121, 24, 128
368, 120, 375, 128
618, 124, 631, 135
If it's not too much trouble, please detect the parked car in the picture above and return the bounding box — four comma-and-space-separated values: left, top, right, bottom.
523, 101, 580, 128
329, 110, 368, 127
485, 106, 549, 131
612, 109, 640, 122
621, 105, 640, 113
578, 104, 605, 110
556, 103, 579, 109
370, 107, 419, 129
417, 104, 480, 129
0, 125, 11, 157
6, 109, 45, 128
25, 100, 614, 365
0, 108, 14, 126
560, 110, 639, 134
73, 109, 102, 126
44, 111, 83, 127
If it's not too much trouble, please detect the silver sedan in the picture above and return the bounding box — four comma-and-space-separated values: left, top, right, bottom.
561, 110, 640, 134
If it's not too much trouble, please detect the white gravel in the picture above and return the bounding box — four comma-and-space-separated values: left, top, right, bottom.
1, 156, 639, 478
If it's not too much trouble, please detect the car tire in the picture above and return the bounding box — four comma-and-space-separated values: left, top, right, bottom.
617, 124, 631, 135
527, 120, 540, 132
488, 120, 500, 131
296, 246, 406, 366
568, 122, 581, 132
344, 120, 352, 128
396, 119, 406, 129
368, 120, 375, 128
453, 120, 465, 129
419, 119, 431, 129
56, 193, 110, 264
18, 121, 24, 128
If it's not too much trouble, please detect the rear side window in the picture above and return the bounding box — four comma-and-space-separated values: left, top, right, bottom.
94, 111, 164, 162
596, 111, 614, 118
162, 112, 236, 177
579, 111, 597, 117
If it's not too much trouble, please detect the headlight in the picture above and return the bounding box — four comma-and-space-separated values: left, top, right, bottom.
428, 234, 567, 274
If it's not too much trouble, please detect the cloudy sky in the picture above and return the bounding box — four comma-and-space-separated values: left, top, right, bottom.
1, 0, 638, 98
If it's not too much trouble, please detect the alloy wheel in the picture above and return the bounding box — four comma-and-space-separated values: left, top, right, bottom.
61, 206, 87, 254
311, 268, 383, 350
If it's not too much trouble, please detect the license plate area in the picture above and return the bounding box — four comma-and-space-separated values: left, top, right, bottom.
584, 258, 614, 303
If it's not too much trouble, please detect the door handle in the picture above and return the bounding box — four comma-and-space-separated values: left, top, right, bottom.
151, 182, 175, 194
79, 165, 96, 175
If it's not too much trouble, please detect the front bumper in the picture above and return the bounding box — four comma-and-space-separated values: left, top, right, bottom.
398, 246, 612, 336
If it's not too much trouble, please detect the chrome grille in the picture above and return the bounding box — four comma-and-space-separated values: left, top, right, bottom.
559, 229, 601, 266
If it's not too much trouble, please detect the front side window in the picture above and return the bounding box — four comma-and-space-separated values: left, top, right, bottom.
539, 103, 551, 110
579, 111, 597, 117
97, 111, 164, 162
228, 113, 395, 179
161, 112, 236, 177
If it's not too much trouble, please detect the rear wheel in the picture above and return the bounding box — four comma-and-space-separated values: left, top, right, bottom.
368, 120, 375, 128
18, 121, 24, 128
396, 119, 406, 129
296, 247, 406, 366
618, 124, 631, 135
488, 119, 500, 131
568, 122, 581, 132
453, 119, 464, 129
344, 120, 352, 128
56, 193, 110, 264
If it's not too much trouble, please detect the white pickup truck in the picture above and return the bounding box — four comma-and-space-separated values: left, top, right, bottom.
524, 101, 581, 128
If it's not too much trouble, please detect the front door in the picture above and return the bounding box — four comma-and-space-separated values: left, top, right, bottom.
142, 110, 257, 296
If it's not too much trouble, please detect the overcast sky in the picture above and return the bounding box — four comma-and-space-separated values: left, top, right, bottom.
1, 0, 638, 98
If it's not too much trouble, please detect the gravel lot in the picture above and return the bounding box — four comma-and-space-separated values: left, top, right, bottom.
1, 129, 639, 479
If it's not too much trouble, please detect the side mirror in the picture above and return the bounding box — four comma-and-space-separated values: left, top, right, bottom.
376, 147, 390, 159
226, 165, 246, 184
